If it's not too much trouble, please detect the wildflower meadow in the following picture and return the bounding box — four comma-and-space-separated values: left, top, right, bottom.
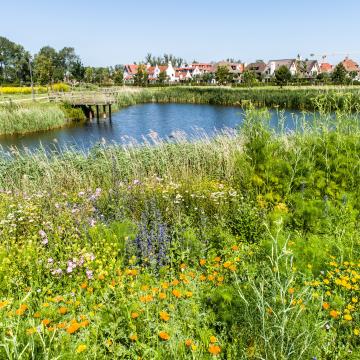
0, 105, 360, 359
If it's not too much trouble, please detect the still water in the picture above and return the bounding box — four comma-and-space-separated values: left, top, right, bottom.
0, 103, 312, 152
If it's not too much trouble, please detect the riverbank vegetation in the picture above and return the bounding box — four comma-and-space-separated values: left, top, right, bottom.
0, 102, 85, 136
0, 107, 360, 359
115, 86, 360, 111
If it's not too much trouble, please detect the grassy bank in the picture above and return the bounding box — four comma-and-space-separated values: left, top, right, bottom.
0, 103, 85, 136
116, 86, 360, 112
0, 109, 360, 358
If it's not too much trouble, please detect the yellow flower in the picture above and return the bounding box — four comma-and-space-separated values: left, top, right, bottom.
354, 328, 360, 336
76, 344, 87, 353
210, 335, 217, 343
159, 311, 170, 321
129, 334, 138, 341
344, 314, 352, 321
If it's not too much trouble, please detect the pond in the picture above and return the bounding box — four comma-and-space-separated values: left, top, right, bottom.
0, 103, 314, 153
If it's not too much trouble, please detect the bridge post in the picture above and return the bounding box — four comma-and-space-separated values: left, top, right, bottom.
103, 105, 107, 117
96, 105, 99, 121
109, 104, 112, 121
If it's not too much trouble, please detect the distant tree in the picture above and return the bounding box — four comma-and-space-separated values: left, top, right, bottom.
316, 72, 331, 84
215, 65, 232, 85
0, 36, 30, 84
113, 69, 124, 85
275, 65, 292, 86
134, 64, 148, 86
158, 70, 167, 84
331, 63, 348, 84
84, 67, 94, 83
202, 72, 215, 84
242, 70, 257, 86
33, 46, 64, 84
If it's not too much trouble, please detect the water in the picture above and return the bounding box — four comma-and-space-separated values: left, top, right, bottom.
0, 103, 313, 153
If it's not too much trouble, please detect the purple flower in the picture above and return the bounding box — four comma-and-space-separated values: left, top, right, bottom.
86, 269, 93, 279
51, 268, 63, 276
47, 258, 54, 264
39, 230, 47, 238
41, 238, 49, 246
89, 219, 96, 227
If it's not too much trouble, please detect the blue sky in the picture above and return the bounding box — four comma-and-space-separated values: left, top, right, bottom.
1, 0, 360, 66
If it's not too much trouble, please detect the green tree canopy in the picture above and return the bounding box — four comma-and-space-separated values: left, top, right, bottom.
331, 63, 348, 84
215, 65, 232, 85
275, 65, 292, 86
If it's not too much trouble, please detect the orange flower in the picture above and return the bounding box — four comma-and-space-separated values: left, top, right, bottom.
80, 283, 87, 289
229, 265, 237, 272
208, 344, 221, 355
59, 307, 68, 315
139, 294, 153, 303
200, 259, 206, 266
98, 273, 105, 280
231, 245, 239, 251
159, 292, 167, 300
210, 335, 217, 343
42, 319, 51, 326
223, 261, 232, 268
33, 312, 41, 318
159, 331, 170, 341
66, 322, 81, 334
171, 279, 180, 286
172, 289, 181, 298
159, 311, 170, 321
185, 339, 192, 347
57, 322, 67, 329
15, 304, 28, 316
80, 320, 90, 327
214, 257, 221, 263
129, 334, 138, 341
180, 263, 186, 270
199, 274, 206, 281
131, 312, 139, 319
330, 310, 339, 319
288, 288, 295, 295
322, 302, 330, 310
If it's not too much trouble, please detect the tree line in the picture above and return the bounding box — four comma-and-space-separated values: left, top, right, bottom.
0, 36, 124, 86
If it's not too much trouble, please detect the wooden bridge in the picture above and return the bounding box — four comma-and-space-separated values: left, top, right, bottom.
49, 89, 119, 120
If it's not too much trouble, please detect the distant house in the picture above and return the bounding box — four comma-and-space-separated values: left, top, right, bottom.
245, 61, 267, 78
341, 57, 360, 73
320, 63, 333, 73
124, 64, 138, 82
297, 60, 320, 78
264, 59, 297, 78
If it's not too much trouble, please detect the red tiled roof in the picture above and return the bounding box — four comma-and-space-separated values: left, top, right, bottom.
320, 63, 333, 73
341, 58, 359, 72
124, 64, 138, 74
